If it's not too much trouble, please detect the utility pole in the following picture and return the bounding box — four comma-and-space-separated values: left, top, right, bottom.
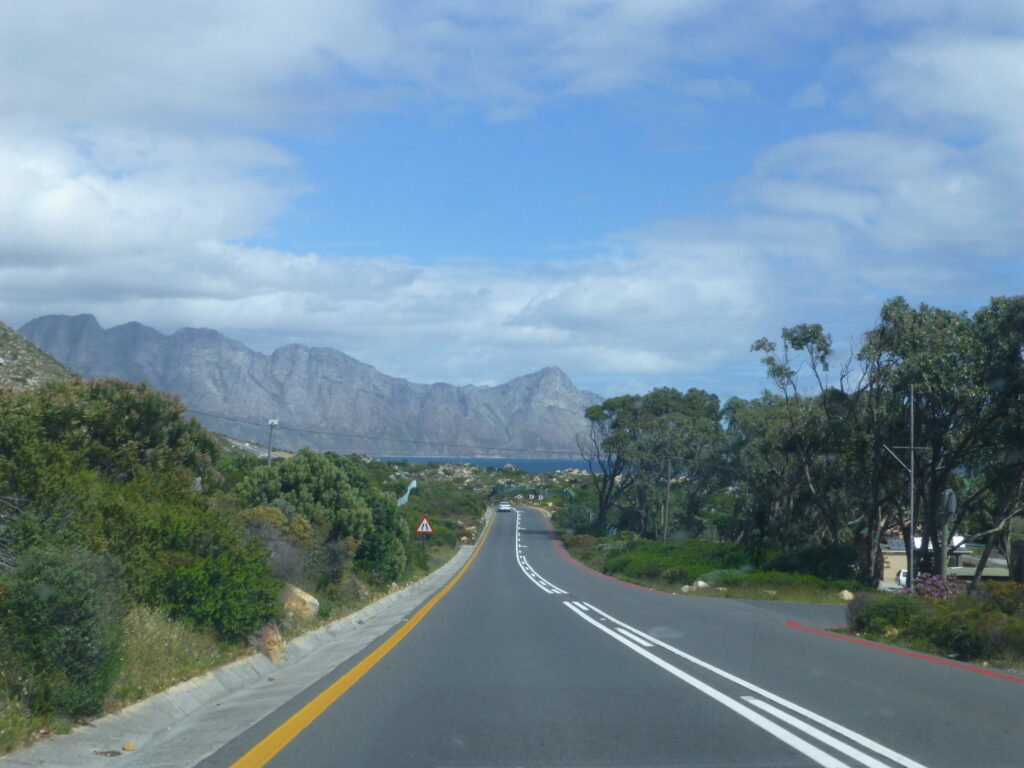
909, 381, 915, 589
267, 419, 278, 466
884, 383, 930, 591
663, 459, 672, 542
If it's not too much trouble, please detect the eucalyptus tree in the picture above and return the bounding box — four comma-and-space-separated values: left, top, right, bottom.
863, 296, 1024, 573
751, 324, 851, 544
957, 297, 1024, 591
578, 395, 643, 527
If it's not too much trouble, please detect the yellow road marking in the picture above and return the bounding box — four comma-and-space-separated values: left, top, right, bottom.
231, 512, 496, 767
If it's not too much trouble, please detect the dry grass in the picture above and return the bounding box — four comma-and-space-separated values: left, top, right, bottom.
105, 605, 239, 710
0, 689, 73, 754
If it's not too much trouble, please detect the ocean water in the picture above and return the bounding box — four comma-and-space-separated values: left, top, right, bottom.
375, 456, 589, 473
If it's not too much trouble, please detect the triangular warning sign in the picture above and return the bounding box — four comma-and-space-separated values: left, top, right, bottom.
415, 516, 433, 534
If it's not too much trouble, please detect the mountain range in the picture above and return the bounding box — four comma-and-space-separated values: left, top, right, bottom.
19, 314, 601, 457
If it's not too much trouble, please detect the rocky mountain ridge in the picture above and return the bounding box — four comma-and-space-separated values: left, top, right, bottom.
0, 321, 76, 392
19, 314, 601, 456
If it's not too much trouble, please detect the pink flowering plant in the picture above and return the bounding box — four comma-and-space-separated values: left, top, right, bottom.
898, 572, 965, 600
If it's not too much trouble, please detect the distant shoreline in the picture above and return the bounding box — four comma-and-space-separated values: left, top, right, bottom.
373, 456, 588, 472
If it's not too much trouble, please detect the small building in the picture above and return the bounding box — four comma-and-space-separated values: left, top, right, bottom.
880, 536, 972, 583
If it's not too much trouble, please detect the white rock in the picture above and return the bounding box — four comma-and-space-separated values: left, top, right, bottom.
839, 589, 855, 601
281, 583, 320, 621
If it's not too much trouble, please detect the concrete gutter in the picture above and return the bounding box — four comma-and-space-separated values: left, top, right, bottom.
2, 517, 489, 768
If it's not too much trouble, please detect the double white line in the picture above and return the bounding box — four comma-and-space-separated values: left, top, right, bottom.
514, 512, 926, 768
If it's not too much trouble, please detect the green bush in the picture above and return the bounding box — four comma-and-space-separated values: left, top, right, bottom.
153, 537, 280, 641
602, 538, 753, 584
979, 581, 1024, 618
847, 593, 933, 634
908, 597, 1024, 661
0, 546, 126, 715
762, 543, 859, 582
847, 589, 1024, 662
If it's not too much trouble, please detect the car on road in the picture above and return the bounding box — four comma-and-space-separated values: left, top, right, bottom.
497, 500, 512, 512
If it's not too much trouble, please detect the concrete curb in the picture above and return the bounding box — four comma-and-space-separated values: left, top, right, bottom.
2, 514, 490, 767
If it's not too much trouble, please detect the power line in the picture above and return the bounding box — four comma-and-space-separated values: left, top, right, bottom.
182, 407, 579, 457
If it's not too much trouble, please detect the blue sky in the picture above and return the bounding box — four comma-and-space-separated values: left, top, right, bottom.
1, 1, 1021, 400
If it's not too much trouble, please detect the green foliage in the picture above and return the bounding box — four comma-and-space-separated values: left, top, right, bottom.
0, 380, 278, 644
848, 588, 1024, 662
236, 450, 374, 540
847, 593, 933, 634
0, 546, 126, 715
761, 543, 859, 582
582, 295, 1024, 586
355, 492, 407, 582
703, 569, 862, 592
148, 535, 280, 641
237, 451, 410, 588
556, 504, 595, 531
602, 538, 753, 584
979, 581, 1024, 617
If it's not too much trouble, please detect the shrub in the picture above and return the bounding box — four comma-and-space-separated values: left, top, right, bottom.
762, 543, 859, 581
899, 573, 964, 600
847, 593, 933, 634
602, 538, 754, 584
155, 539, 280, 641
979, 581, 1024, 617
556, 505, 594, 531
0, 546, 126, 715
703, 569, 843, 590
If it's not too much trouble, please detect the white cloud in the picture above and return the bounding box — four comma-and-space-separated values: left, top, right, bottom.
0, 1, 1020, 400
789, 83, 827, 109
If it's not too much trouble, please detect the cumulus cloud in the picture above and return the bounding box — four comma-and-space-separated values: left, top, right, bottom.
0, 1, 1020, 399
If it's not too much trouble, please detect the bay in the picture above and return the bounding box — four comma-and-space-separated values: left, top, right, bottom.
374, 456, 589, 473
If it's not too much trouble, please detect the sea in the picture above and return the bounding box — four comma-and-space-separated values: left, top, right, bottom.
374, 456, 589, 473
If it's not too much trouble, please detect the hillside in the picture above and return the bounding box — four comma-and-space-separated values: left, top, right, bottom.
0, 321, 76, 392
20, 314, 601, 457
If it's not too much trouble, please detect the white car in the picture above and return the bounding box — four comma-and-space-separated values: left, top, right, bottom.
497, 500, 512, 512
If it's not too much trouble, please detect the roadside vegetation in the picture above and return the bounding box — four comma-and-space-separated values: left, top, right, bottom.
847, 580, 1024, 668
0, 378, 484, 754
557, 297, 1023, 591
560, 532, 865, 603
553, 296, 1024, 646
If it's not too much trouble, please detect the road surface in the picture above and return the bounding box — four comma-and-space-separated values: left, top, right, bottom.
203, 506, 1024, 767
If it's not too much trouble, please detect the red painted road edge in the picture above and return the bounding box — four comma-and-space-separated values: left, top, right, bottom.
785, 620, 1024, 684
538, 512, 668, 594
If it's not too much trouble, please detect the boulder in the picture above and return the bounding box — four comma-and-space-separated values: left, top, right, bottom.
281, 583, 320, 621
838, 589, 855, 601
694, 580, 710, 589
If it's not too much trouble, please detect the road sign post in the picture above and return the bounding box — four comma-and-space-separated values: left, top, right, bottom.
414, 515, 433, 556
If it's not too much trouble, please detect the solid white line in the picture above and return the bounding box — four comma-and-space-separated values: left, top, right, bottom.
579, 602, 925, 768
614, 626, 654, 647
742, 698, 891, 768
563, 602, 850, 768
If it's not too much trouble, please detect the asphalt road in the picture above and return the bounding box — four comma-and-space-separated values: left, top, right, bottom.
202, 507, 1024, 767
